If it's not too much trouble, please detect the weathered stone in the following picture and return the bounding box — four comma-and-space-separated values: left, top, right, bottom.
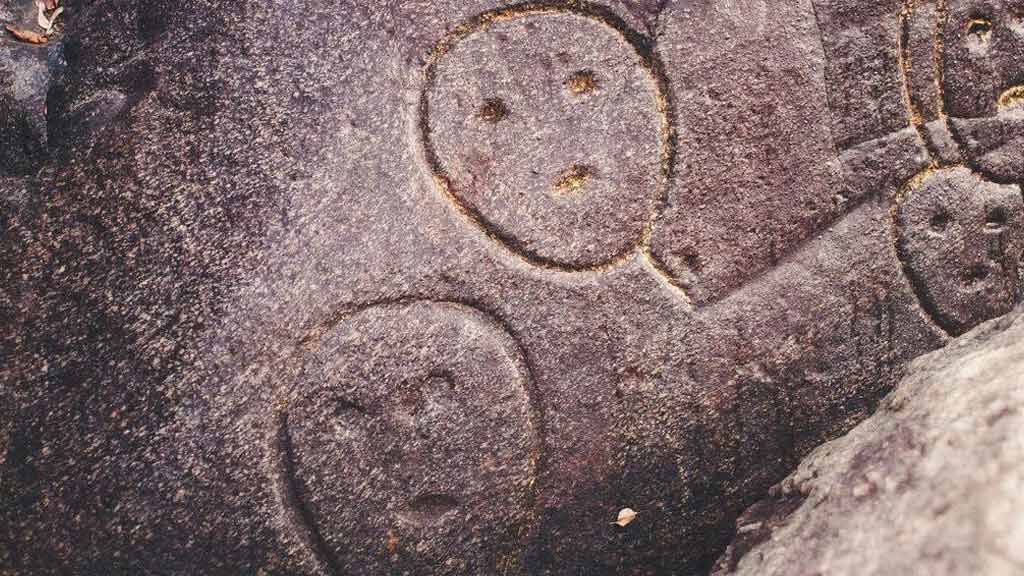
713, 306, 1024, 576
1, 1, 1021, 574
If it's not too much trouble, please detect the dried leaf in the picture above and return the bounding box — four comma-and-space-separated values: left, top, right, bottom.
385, 531, 399, 554
45, 0, 59, 10
5, 25, 49, 45
611, 507, 637, 527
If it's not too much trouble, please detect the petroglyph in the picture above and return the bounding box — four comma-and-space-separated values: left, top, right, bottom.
271, 301, 543, 575
896, 168, 1023, 336
420, 3, 675, 272
6, 1, 1023, 575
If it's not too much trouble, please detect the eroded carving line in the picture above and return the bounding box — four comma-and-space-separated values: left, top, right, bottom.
809, 0, 843, 163
898, 4, 940, 161
639, 248, 695, 307
270, 411, 342, 575
888, 167, 954, 337
892, 168, 959, 335
930, 0, 991, 181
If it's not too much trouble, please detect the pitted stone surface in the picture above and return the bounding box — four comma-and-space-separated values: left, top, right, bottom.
1, 1, 1022, 575
647, 0, 842, 303
941, 0, 1024, 121
952, 111, 1024, 183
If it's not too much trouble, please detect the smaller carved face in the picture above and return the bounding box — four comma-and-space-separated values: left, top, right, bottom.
942, 0, 1024, 181
897, 168, 1024, 336
943, 0, 1024, 118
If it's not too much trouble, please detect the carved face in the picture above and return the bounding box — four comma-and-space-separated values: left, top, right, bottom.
942, 0, 1024, 181
280, 303, 540, 574
897, 168, 1024, 335
421, 7, 669, 270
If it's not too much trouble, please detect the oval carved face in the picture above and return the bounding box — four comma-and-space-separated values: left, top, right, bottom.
897, 168, 1024, 336
421, 8, 668, 270
281, 303, 540, 574
942, 0, 1024, 181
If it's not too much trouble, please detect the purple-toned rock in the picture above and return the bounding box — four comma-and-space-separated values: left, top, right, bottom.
2, 1, 1021, 574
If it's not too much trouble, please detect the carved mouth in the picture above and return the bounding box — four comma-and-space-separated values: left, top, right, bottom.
396, 493, 459, 526
998, 85, 1024, 110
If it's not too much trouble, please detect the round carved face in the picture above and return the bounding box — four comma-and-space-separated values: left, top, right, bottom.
421, 7, 668, 270
280, 303, 540, 574
897, 168, 1024, 336
942, 0, 1024, 181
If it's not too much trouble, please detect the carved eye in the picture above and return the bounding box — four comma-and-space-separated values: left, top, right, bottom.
987, 207, 1008, 229
566, 69, 599, 95
478, 98, 508, 123
967, 17, 993, 38
930, 210, 950, 233
553, 164, 594, 195
334, 396, 369, 418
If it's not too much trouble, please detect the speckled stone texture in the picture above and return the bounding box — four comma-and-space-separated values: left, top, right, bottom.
1, 0, 1022, 574
713, 306, 1024, 576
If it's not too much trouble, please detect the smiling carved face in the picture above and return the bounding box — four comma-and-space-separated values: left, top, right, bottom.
942, 0, 1024, 181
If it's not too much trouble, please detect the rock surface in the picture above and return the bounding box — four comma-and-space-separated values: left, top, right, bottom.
1, 0, 1022, 574
713, 306, 1024, 576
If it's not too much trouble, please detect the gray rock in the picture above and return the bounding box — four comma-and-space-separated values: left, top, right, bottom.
713, 306, 1024, 576
1, 0, 1021, 574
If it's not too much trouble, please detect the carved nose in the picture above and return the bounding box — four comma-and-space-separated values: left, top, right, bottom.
553, 164, 593, 195
962, 263, 991, 286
